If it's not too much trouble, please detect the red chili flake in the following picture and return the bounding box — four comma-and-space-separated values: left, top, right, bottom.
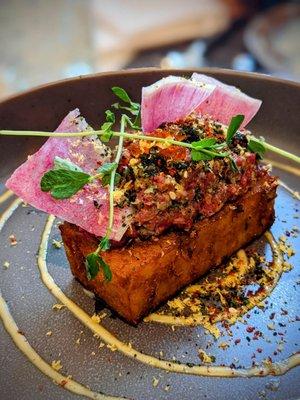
257, 348, 263, 353
246, 326, 255, 333
252, 330, 262, 340
60, 380, 68, 387
269, 312, 276, 320
234, 339, 241, 345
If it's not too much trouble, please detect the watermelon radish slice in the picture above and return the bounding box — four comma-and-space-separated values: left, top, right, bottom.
141, 76, 215, 132
6, 109, 130, 241
192, 73, 262, 127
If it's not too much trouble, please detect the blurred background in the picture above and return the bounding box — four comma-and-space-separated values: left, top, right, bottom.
0, 0, 299, 99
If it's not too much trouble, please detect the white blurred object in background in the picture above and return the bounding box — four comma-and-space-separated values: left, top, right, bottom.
0, 0, 94, 98
91, 0, 230, 70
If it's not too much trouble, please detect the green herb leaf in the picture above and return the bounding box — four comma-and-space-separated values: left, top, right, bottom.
112, 87, 133, 104
191, 138, 217, 149
53, 156, 84, 172
99, 236, 110, 251
133, 109, 141, 128
226, 115, 245, 144
85, 253, 99, 280
40, 169, 91, 199
97, 162, 117, 186
247, 138, 266, 159
191, 145, 229, 161
122, 114, 140, 130
85, 252, 112, 281
105, 110, 115, 123
114, 172, 121, 186
99, 257, 112, 281
191, 149, 214, 161
100, 110, 116, 142
111, 87, 141, 126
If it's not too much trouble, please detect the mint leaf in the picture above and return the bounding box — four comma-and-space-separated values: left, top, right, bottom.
53, 157, 84, 172
85, 252, 112, 281
226, 115, 245, 144
40, 169, 90, 199
247, 138, 266, 159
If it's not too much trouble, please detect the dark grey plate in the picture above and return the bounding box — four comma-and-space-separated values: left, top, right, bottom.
0, 68, 299, 400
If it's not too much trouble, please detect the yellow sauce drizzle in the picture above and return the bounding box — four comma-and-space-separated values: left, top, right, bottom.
0, 189, 13, 205
0, 198, 22, 230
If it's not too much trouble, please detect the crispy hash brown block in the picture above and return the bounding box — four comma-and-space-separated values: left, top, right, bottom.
60, 182, 276, 324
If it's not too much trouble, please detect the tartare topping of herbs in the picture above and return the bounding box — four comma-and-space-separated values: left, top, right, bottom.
1, 86, 300, 282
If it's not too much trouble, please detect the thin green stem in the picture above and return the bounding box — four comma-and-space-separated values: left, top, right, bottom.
94, 120, 125, 255
110, 130, 193, 149
1, 128, 300, 165
250, 137, 300, 164
0, 129, 194, 149
107, 119, 125, 235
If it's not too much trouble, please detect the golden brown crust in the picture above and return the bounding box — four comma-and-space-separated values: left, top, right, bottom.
60, 183, 277, 324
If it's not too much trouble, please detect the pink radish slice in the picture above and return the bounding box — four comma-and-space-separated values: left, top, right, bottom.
141, 76, 215, 132
6, 109, 130, 241
192, 73, 262, 127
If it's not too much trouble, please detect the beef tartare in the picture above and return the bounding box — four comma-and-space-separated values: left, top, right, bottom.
117, 115, 276, 239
